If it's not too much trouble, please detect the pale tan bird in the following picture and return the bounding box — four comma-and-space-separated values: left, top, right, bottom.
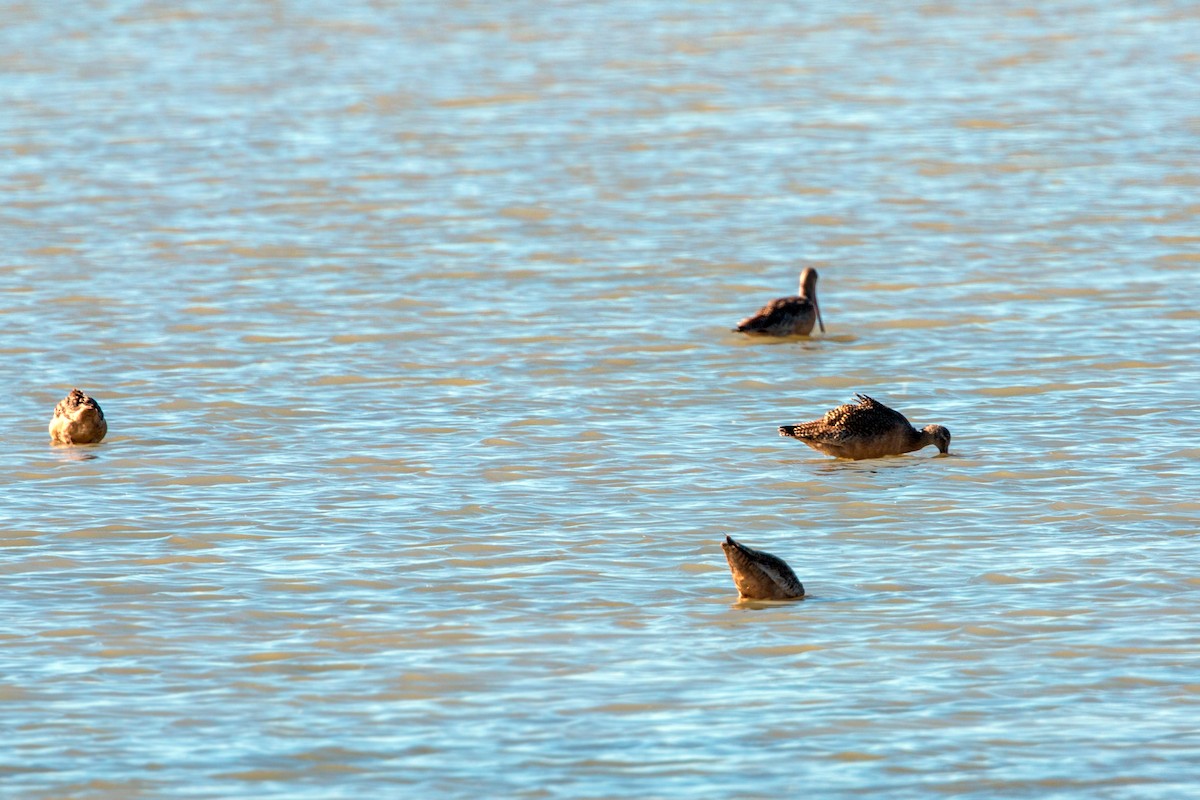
735, 267, 825, 337
721, 536, 806, 600
49, 388, 108, 445
778, 393, 950, 460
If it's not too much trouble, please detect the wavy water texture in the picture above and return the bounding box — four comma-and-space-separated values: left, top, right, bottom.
2, 1, 1200, 798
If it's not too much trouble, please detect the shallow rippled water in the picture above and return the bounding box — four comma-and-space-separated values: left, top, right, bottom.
3, 2, 1200, 797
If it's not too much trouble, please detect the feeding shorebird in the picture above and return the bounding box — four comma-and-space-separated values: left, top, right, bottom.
721, 536, 806, 601
735, 267, 825, 337
778, 393, 950, 460
49, 388, 108, 445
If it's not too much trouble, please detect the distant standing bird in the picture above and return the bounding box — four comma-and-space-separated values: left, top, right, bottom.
49, 388, 108, 445
721, 535, 806, 600
735, 267, 825, 337
779, 393, 950, 460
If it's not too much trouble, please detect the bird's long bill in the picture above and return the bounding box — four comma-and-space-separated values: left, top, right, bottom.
814, 297, 825, 333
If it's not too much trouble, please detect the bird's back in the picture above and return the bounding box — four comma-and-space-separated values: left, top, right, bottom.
779, 394, 917, 458
824, 395, 911, 437
735, 296, 817, 337
722, 536, 805, 600
49, 388, 107, 444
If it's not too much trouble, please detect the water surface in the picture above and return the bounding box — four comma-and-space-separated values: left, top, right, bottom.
2, 2, 1200, 797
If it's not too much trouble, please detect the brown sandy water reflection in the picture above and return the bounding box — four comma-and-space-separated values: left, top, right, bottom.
2, 1, 1199, 797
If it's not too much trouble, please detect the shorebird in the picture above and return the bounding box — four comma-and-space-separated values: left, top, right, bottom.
778, 393, 950, 460
735, 267, 825, 337
49, 388, 108, 445
721, 535, 806, 600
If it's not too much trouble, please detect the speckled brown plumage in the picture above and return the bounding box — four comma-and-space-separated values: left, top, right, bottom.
735, 267, 825, 337
49, 388, 108, 445
721, 536, 805, 600
778, 393, 950, 460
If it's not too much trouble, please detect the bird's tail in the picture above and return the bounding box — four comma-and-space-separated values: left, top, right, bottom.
778, 425, 802, 439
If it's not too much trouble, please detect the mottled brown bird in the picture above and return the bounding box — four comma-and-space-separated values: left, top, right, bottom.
735, 267, 825, 337
778, 393, 950, 460
721, 536, 806, 601
49, 388, 108, 445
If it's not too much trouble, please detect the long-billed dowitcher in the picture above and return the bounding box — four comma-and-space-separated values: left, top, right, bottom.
721, 536, 806, 600
778, 393, 950, 460
735, 267, 825, 337
49, 388, 108, 445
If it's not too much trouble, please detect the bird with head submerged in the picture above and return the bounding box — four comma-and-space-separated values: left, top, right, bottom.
735, 267, 825, 337
778, 393, 950, 460
721, 536, 806, 600
49, 388, 108, 445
